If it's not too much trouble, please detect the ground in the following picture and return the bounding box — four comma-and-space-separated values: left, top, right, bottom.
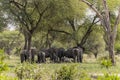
2, 54, 120, 80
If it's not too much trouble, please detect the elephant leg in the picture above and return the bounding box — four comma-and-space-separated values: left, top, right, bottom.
75, 56, 77, 62
31, 54, 34, 63
42, 58, 45, 63
79, 55, 82, 63
41, 57, 44, 63
20, 53, 25, 63
37, 55, 40, 63
24, 54, 27, 62
59, 57, 62, 62
44, 56, 46, 63
25, 54, 29, 62
80, 57, 82, 63
55, 56, 59, 63
77, 56, 80, 62
73, 56, 77, 63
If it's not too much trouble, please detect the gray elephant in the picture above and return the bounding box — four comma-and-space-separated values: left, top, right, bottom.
64, 48, 77, 62
61, 56, 72, 63
37, 51, 46, 63
41, 48, 50, 58
47, 47, 59, 62
30, 48, 36, 63
20, 49, 29, 63
55, 48, 65, 62
41, 47, 65, 63
72, 47, 83, 63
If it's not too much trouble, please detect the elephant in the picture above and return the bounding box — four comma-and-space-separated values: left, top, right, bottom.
20, 50, 25, 63
72, 47, 83, 63
20, 49, 29, 63
61, 56, 72, 63
47, 47, 59, 62
64, 48, 77, 62
55, 48, 65, 62
30, 48, 36, 63
41, 47, 65, 63
41, 48, 50, 58
37, 51, 46, 63
40, 48, 56, 62
64, 47, 83, 63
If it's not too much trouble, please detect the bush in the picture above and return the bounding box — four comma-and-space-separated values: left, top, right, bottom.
97, 73, 120, 80
0, 49, 8, 73
52, 64, 91, 80
0, 49, 16, 80
52, 65, 77, 80
100, 59, 112, 69
0, 73, 18, 80
15, 63, 50, 80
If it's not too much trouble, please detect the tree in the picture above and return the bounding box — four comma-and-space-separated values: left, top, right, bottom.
84, 25, 105, 58
0, 31, 23, 54
81, 0, 120, 65
5, 0, 50, 52
0, 1, 7, 31
34, 0, 86, 48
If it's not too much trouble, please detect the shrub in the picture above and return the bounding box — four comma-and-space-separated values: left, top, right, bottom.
97, 73, 120, 80
52, 65, 77, 80
0, 49, 8, 73
100, 59, 112, 69
52, 64, 91, 80
15, 63, 50, 80
0, 49, 16, 80
0, 73, 18, 80
78, 71, 91, 80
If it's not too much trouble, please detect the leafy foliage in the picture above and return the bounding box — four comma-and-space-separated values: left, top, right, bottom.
52, 64, 91, 80
98, 73, 120, 80
0, 31, 23, 55
53, 65, 77, 80
15, 63, 50, 80
0, 49, 8, 73
100, 59, 112, 69
0, 74, 18, 80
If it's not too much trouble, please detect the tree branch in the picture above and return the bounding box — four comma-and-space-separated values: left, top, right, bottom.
102, 0, 111, 32
81, 0, 108, 32
32, 4, 50, 33
68, 18, 76, 31
9, 0, 24, 10
49, 29, 72, 35
9, 1, 30, 31
81, 0, 103, 19
113, 7, 120, 39
79, 16, 100, 46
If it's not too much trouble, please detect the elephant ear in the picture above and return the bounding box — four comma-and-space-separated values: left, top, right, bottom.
72, 48, 77, 54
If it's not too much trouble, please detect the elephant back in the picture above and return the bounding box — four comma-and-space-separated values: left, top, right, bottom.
41, 48, 50, 58
64, 48, 74, 58
21, 49, 27, 54
57, 48, 65, 57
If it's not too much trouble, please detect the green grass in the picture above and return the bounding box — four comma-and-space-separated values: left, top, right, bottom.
4, 55, 120, 74
2, 55, 120, 80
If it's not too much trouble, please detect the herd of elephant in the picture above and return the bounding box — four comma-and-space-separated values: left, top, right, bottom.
20, 46, 84, 63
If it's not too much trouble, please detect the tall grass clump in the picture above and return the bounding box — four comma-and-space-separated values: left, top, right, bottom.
0, 49, 8, 73
52, 64, 91, 80
97, 73, 120, 80
0, 49, 18, 80
15, 63, 50, 80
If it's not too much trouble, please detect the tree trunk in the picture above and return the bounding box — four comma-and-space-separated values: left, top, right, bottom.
24, 36, 27, 50
108, 34, 115, 65
28, 35, 32, 51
